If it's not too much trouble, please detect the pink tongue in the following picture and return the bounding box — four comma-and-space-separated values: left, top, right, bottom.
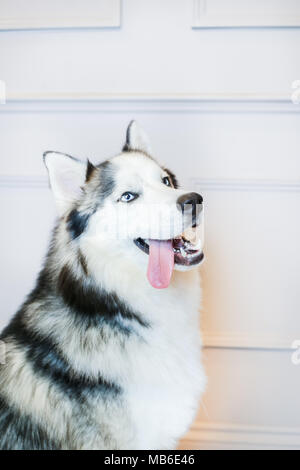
147, 240, 175, 289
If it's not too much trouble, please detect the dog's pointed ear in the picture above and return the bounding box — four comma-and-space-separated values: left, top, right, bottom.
43, 151, 90, 215
123, 120, 152, 154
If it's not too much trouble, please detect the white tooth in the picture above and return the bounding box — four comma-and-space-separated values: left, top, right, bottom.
182, 229, 203, 253
180, 247, 187, 258
183, 227, 195, 241
183, 226, 201, 245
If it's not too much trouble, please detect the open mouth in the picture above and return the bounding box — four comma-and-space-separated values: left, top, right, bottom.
134, 227, 204, 289
134, 237, 204, 266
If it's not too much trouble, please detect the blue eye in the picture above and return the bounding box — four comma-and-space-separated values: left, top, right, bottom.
120, 192, 139, 203
162, 176, 171, 187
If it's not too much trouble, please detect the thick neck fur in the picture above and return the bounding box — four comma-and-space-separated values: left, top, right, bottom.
24, 219, 149, 331
2, 216, 201, 382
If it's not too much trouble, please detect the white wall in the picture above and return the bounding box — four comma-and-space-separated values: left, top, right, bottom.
0, 0, 300, 449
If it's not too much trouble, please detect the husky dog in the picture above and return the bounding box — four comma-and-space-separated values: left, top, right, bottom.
0, 122, 206, 450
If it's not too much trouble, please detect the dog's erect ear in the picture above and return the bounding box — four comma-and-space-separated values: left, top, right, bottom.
123, 120, 152, 154
43, 151, 89, 215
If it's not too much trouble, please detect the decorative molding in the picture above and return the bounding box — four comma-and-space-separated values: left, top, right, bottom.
0, 93, 299, 114
0, 176, 49, 189
4, 92, 291, 101
180, 421, 300, 449
191, 178, 300, 193
1, 175, 300, 195
192, 0, 300, 29
202, 332, 295, 351
0, 0, 121, 30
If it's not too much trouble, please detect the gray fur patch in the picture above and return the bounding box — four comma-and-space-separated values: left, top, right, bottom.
96, 160, 115, 203
0, 394, 59, 450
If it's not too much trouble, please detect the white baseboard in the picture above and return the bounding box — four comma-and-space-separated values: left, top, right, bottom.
180, 421, 300, 449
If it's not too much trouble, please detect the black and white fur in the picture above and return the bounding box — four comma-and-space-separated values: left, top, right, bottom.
0, 122, 206, 450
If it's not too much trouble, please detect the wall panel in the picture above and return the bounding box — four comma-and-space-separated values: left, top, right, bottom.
0, 0, 300, 450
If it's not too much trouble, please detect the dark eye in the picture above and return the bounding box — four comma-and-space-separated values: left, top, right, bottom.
162, 176, 171, 187
120, 192, 139, 203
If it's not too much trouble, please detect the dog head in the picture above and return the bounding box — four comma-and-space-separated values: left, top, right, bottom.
44, 121, 204, 289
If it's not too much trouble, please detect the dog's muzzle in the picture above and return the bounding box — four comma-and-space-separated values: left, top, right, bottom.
134, 192, 204, 289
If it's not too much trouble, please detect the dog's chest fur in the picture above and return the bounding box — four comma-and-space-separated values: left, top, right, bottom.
83, 261, 205, 450
126, 296, 204, 450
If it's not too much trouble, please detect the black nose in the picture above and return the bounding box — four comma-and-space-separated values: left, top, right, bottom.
177, 192, 203, 227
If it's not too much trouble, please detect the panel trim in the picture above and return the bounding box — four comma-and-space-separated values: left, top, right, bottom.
0, 0, 121, 30
1, 175, 300, 194
0, 176, 49, 189
0, 93, 298, 114
192, 178, 300, 192
192, 0, 300, 28
202, 332, 294, 351
5, 92, 292, 100
180, 421, 300, 449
